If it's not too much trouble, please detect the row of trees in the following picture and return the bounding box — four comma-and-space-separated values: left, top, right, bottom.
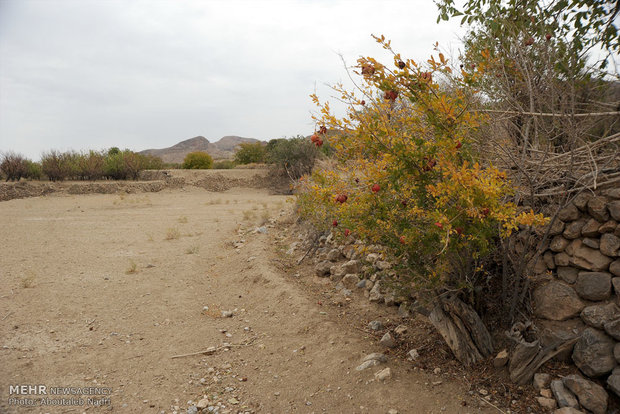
0, 148, 163, 182
234, 136, 324, 179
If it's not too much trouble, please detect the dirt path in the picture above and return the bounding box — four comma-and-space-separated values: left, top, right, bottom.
0, 184, 493, 414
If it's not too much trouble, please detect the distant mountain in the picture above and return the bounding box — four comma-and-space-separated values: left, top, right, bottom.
139, 136, 259, 163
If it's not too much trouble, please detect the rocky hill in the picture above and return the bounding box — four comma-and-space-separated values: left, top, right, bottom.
139, 136, 259, 163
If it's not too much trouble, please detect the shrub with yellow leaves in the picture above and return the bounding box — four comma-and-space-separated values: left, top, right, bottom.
297, 36, 547, 297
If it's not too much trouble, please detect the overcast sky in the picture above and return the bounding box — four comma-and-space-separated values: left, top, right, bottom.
0, 0, 465, 160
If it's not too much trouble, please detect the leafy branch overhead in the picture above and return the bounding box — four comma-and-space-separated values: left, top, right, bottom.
436, 0, 620, 69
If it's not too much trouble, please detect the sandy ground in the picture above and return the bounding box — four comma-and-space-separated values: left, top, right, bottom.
0, 178, 493, 414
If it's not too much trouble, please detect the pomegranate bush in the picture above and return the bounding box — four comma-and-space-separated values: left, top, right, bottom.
297, 36, 546, 296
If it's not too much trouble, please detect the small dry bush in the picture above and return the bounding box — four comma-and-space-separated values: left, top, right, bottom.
165, 227, 181, 240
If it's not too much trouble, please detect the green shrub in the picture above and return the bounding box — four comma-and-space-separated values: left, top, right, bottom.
213, 160, 235, 169
1, 152, 28, 181
24, 160, 43, 180
265, 136, 318, 179
234, 142, 266, 164
182, 151, 213, 169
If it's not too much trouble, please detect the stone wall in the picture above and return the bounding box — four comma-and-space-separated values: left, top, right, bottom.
532, 187, 620, 402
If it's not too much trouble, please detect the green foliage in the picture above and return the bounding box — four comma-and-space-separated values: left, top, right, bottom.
436, 0, 619, 69
1, 152, 28, 181
265, 136, 319, 179
24, 160, 43, 180
213, 160, 236, 169
234, 142, 266, 164
182, 151, 213, 169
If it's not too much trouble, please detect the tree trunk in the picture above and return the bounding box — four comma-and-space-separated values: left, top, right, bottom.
428, 294, 494, 366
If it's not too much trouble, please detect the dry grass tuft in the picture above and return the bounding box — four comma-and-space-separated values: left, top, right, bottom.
165, 227, 181, 240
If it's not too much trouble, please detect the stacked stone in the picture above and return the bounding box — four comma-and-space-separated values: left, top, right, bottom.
532, 188, 620, 406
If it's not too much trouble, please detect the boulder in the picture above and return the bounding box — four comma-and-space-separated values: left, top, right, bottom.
538, 318, 584, 361
609, 200, 620, 221
558, 204, 581, 222
607, 372, 620, 397
341, 274, 360, 289
581, 218, 602, 237
557, 267, 579, 284
563, 220, 585, 240
572, 327, 616, 377
315, 260, 331, 277
326, 248, 343, 262
341, 259, 360, 274
599, 220, 618, 233
563, 374, 608, 414
611, 260, 620, 277
588, 196, 610, 222
544, 251, 556, 269
570, 241, 612, 271
366, 253, 380, 264
368, 281, 383, 302
550, 235, 570, 252
555, 252, 570, 267
605, 188, 620, 200
573, 192, 593, 211
600, 233, 620, 257
533, 281, 584, 320
548, 219, 565, 236
615, 343, 620, 363
550, 379, 578, 408
582, 237, 600, 249
580, 303, 619, 329
575, 272, 612, 301
603, 318, 620, 340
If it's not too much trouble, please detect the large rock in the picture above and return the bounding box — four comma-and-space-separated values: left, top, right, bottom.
575, 272, 612, 301
582, 237, 600, 249
581, 218, 602, 237
570, 241, 612, 271
609, 200, 620, 221
573, 192, 593, 211
538, 318, 584, 361
611, 260, 620, 277
603, 318, 620, 340
557, 267, 579, 284
599, 220, 617, 233
615, 343, 620, 363
607, 372, 620, 397
548, 219, 565, 236
559, 204, 581, 222
326, 248, 343, 262
600, 233, 620, 257
555, 252, 570, 267
563, 220, 585, 240
563, 374, 608, 414
341, 260, 360, 274
588, 196, 610, 222
315, 260, 331, 277
572, 327, 616, 377
341, 274, 359, 289
580, 303, 619, 329
605, 188, 620, 200
544, 251, 556, 269
550, 379, 578, 408
533, 281, 584, 320
550, 235, 570, 252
